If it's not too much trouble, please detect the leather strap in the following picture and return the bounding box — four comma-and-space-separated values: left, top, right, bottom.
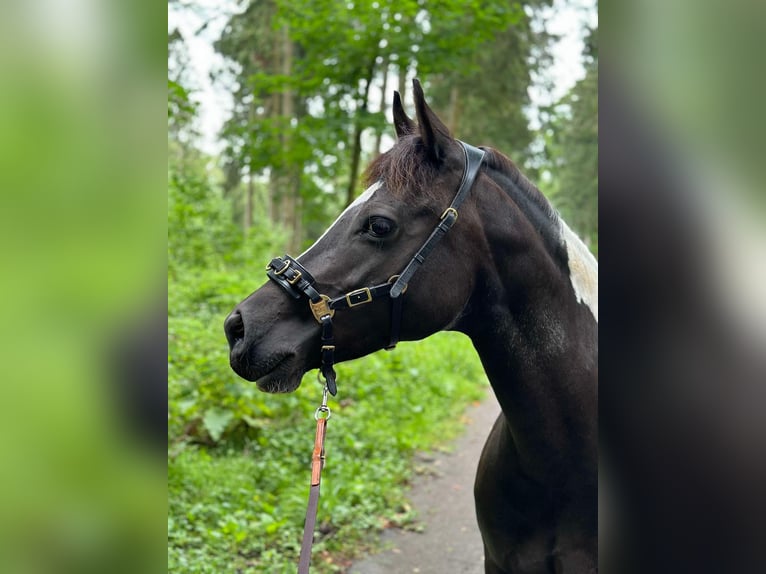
389, 142, 485, 298
327, 282, 393, 311
298, 416, 327, 574
319, 317, 337, 396
385, 294, 404, 350
267, 256, 339, 395
298, 485, 320, 574
267, 257, 395, 312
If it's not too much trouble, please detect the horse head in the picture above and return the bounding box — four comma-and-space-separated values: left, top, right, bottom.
224, 80, 487, 393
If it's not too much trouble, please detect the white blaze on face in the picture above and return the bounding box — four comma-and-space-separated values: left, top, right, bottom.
297, 180, 383, 259
560, 219, 598, 322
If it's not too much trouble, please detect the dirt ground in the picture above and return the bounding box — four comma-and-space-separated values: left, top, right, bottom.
347, 393, 501, 574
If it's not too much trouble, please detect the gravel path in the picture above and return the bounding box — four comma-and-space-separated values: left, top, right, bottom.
348, 393, 501, 574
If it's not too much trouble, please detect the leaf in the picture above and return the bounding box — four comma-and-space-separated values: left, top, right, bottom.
203, 408, 234, 442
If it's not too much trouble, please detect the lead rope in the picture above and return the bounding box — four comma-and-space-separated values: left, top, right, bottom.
297, 379, 332, 574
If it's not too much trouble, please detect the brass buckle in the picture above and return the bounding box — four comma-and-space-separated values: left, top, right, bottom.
273, 259, 290, 275
345, 287, 372, 307
440, 207, 458, 221
287, 270, 303, 285
309, 295, 334, 323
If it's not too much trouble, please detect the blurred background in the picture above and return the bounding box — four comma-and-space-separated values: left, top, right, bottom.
599, 1, 766, 572
167, 0, 596, 571
0, 0, 166, 571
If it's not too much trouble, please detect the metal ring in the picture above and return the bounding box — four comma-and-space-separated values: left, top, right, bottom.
387, 274, 408, 294
273, 259, 290, 275
315, 406, 332, 420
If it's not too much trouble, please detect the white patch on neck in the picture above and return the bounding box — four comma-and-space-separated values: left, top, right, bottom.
298, 180, 382, 259
559, 219, 598, 322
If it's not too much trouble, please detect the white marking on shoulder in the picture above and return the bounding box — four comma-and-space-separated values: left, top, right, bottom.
560, 219, 598, 321
298, 180, 382, 259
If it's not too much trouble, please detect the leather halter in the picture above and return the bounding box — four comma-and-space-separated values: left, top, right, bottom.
266, 141, 485, 397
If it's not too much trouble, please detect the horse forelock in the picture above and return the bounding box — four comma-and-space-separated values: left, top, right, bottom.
363, 135, 444, 205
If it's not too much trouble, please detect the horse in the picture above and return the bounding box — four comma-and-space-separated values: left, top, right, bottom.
224, 79, 598, 574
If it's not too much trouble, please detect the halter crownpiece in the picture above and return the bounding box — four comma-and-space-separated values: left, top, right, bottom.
266, 141, 485, 397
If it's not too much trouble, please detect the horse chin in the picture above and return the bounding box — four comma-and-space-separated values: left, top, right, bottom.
230, 349, 305, 393
253, 353, 305, 394
255, 370, 303, 394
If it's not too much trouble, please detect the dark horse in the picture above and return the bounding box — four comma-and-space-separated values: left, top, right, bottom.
224, 80, 597, 573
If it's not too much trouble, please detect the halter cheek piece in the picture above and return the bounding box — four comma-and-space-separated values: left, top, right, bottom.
266, 141, 485, 396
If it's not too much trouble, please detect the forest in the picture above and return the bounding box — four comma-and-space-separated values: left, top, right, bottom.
168, 0, 597, 570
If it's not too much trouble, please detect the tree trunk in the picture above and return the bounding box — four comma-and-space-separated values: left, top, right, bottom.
267, 93, 279, 222
398, 64, 407, 105
447, 85, 461, 135
345, 59, 377, 207
374, 58, 389, 155
244, 101, 255, 234
245, 175, 254, 234
279, 24, 303, 253
291, 174, 302, 252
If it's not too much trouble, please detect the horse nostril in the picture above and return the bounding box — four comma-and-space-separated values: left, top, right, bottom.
224, 310, 245, 347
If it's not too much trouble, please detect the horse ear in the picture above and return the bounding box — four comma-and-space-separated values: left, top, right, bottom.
412, 78, 452, 162
392, 91, 416, 138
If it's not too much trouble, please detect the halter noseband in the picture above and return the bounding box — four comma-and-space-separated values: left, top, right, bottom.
266, 141, 485, 396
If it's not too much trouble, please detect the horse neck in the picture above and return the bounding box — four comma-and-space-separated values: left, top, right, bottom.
457, 174, 598, 482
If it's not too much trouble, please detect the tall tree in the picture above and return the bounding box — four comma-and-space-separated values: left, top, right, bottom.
214, 0, 542, 252
215, 0, 308, 250
425, 0, 553, 166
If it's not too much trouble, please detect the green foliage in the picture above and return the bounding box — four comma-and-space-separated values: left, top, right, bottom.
214, 0, 545, 246
168, 170, 239, 273
168, 156, 287, 276
168, 80, 196, 125
168, 332, 487, 573
426, 0, 551, 167
169, 267, 280, 444
168, 28, 199, 144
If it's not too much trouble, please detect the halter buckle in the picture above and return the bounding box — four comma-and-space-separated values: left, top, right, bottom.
345, 287, 372, 307
309, 295, 334, 323
440, 207, 458, 221
287, 270, 303, 285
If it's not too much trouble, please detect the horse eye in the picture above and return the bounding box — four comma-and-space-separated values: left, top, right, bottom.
366, 216, 395, 238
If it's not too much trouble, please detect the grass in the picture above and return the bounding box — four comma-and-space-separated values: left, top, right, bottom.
168, 331, 488, 573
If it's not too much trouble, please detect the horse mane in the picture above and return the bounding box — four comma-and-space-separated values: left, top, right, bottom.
480, 146, 567, 264
479, 146, 560, 228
